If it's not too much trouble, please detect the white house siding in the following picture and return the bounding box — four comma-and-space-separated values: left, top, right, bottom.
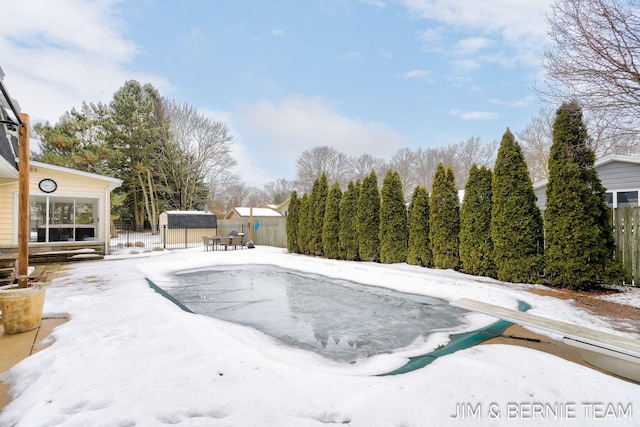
596, 161, 640, 190
0, 162, 121, 254
533, 155, 640, 211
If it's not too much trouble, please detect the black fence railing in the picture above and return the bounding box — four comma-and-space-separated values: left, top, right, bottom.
109, 222, 262, 255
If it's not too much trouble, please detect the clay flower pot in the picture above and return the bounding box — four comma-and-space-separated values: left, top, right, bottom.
0, 283, 46, 334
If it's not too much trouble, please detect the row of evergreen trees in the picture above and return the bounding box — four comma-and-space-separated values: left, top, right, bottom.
286, 102, 622, 290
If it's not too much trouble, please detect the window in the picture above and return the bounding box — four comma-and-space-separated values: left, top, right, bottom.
604, 192, 613, 208
30, 196, 98, 242
617, 191, 638, 208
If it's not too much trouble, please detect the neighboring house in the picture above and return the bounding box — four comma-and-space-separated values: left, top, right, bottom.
533, 154, 640, 211
264, 199, 290, 217
0, 161, 122, 256
224, 207, 283, 220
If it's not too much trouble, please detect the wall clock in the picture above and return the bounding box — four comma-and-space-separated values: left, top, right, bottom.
39, 178, 57, 193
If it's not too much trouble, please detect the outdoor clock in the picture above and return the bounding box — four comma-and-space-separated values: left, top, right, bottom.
38, 178, 57, 193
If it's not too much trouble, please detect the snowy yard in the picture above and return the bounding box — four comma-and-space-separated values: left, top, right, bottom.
1, 246, 638, 426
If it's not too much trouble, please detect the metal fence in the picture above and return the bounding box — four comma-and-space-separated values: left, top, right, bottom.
613, 207, 639, 285
109, 218, 287, 255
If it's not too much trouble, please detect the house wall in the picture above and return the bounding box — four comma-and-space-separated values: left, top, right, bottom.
596, 161, 640, 191
0, 177, 19, 244
0, 164, 117, 254
534, 159, 640, 211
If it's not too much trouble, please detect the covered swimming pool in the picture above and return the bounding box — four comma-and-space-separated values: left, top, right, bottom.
162, 264, 472, 364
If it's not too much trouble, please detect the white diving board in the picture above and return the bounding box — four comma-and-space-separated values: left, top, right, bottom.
451, 298, 640, 383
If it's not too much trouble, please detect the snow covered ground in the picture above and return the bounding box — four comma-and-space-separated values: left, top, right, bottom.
1, 246, 638, 426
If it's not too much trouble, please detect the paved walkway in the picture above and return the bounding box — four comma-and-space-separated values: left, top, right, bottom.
0, 317, 68, 410
0, 263, 68, 412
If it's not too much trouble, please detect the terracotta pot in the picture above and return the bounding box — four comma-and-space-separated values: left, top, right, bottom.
0, 284, 46, 334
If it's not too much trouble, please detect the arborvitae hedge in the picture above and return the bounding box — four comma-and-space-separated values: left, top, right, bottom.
491, 129, 544, 283
286, 191, 300, 253
459, 164, 496, 277
357, 171, 380, 262
407, 185, 432, 267
429, 164, 460, 269
544, 102, 618, 289
379, 170, 407, 264
311, 173, 329, 256
339, 180, 360, 260
297, 193, 310, 254
322, 182, 342, 259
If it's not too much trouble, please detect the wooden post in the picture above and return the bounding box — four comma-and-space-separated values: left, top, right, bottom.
249, 207, 253, 242
17, 113, 29, 288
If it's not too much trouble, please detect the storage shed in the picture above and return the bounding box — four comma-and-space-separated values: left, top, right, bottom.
159, 211, 218, 246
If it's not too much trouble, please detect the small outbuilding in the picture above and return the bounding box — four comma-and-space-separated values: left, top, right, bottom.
159, 211, 218, 246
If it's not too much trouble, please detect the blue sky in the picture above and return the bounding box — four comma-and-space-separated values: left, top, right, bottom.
1, 0, 553, 186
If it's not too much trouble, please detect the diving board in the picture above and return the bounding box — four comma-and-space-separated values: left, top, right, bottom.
451, 298, 640, 382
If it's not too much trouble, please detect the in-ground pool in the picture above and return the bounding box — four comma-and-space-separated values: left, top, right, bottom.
166, 265, 470, 363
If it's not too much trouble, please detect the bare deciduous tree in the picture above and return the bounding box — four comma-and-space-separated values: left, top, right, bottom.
349, 153, 386, 183
388, 147, 418, 199
162, 100, 237, 211
541, 0, 640, 139
295, 146, 351, 192
517, 107, 555, 183
263, 178, 297, 204
518, 106, 639, 183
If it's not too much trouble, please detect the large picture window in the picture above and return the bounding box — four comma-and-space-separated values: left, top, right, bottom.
30, 196, 99, 242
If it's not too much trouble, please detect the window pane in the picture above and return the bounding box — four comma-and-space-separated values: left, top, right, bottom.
75, 198, 97, 241
604, 192, 613, 208
617, 191, 638, 208
30, 196, 47, 242
29, 196, 99, 242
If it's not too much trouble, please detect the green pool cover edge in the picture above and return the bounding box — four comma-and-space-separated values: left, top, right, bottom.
378, 300, 532, 376
147, 278, 194, 313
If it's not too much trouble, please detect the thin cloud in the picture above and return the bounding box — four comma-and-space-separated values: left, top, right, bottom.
402, 0, 551, 68
239, 95, 403, 162
450, 109, 499, 120
490, 95, 536, 108
402, 69, 431, 79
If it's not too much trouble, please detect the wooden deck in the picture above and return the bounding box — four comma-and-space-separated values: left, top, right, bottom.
451, 298, 640, 382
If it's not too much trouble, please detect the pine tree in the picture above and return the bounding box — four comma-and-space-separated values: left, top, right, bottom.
379, 170, 408, 264
339, 180, 360, 260
429, 164, 460, 269
459, 165, 496, 277
544, 102, 617, 289
407, 186, 432, 267
286, 191, 300, 253
297, 193, 310, 254
323, 182, 342, 259
357, 171, 380, 262
491, 129, 544, 283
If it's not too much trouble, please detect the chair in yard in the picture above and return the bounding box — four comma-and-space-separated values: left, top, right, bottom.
202, 236, 214, 252
229, 234, 245, 250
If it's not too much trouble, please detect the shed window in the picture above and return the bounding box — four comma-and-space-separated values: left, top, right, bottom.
30, 196, 99, 242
